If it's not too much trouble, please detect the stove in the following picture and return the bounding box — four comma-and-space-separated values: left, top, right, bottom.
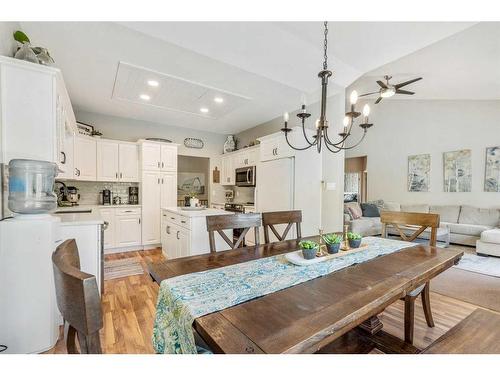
224, 203, 245, 213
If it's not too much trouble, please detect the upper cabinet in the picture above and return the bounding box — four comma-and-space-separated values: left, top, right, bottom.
0, 56, 77, 167
220, 145, 259, 185
139, 140, 178, 172
74, 137, 97, 181
96, 140, 139, 182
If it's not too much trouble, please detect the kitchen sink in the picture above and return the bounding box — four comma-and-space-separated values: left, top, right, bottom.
54, 210, 92, 214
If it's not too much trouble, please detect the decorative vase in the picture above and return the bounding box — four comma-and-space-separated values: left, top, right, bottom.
326, 243, 341, 254
349, 238, 362, 248
223, 135, 236, 154
34, 48, 54, 65
190, 197, 199, 207
14, 43, 38, 64
301, 245, 319, 260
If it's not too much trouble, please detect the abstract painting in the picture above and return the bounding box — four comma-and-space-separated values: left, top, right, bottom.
177, 172, 206, 196
485, 146, 500, 192
408, 154, 431, 192
443, 149, 472, 192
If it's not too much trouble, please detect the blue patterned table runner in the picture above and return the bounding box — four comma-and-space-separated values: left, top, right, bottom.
152, 236, 414, 353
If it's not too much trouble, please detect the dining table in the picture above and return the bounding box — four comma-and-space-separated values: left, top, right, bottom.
148, 235, 463, 354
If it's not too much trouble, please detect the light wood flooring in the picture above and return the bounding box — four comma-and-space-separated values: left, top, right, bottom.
47, 247, 485, 354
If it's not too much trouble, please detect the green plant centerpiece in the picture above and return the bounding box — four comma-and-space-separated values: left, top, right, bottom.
298, 240, 319, 260
347, 232, 363, 249
322, 233, 342, 254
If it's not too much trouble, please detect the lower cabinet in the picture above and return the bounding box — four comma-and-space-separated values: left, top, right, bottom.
99, 207, 142, 251
162, 222, 191, 260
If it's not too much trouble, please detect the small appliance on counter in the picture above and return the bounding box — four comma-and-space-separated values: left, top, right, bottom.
56, 182, 80, 207
128, 186, 139, 205
101, 189, 112, 205
113, 196, 122, 205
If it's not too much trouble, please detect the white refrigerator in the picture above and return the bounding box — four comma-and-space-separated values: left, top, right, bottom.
256, 157, 295, 242
0, 215, 61, 353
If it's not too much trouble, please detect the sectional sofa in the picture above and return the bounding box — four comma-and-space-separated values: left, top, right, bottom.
344, 201, 500, 247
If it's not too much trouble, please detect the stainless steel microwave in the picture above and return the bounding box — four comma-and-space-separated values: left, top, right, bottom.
235, 166, 256, 187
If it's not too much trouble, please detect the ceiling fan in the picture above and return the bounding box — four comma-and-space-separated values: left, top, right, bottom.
359, 75, 423, 104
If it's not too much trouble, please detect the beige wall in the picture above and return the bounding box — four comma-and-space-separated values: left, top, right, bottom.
346, 99, 500, 208
178, 155, 210, 200
0, 22, 20, 57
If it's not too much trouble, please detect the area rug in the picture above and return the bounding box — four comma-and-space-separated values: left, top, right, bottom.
453, 253, 500, 278
104, 258, 144, 280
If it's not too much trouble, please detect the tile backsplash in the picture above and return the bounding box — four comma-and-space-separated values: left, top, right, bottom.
56, 181, 139, 205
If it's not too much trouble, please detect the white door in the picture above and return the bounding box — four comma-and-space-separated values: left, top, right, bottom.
116, 215, 142, 247
141, 142, 161, 171
58, 122, 74, 179
96, 140, 119, 181
141, 172, 161, 245
164, 221, 176, 259
221, 155, 234, 185
74, 137, 97, 180
161, 172, 177, 208
177, 227, 191, 258
161, 145, 177, 171
247, 148, 259, 166
119, 143, 139, 182
99, 209, 115, 249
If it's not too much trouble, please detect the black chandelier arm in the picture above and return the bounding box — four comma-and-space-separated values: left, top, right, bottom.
323, 136, 344, 153
324, 126, 350, 147
300, 119, 315, 146
283, 128, 316, 151
336, 130, 368, 150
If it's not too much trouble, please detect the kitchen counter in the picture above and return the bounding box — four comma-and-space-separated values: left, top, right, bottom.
163, 207, 233, 218
53, 209, 104, 226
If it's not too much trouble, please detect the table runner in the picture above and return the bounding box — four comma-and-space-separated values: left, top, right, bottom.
152, 236, 414, 354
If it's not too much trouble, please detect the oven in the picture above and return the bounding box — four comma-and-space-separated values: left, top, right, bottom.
224, 203, 246, 246
235, 166, 256, 187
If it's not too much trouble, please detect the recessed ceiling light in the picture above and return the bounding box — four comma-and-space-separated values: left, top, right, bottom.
147, 80, 159, 87
200, 107, 209, 113
214, 97, 224, 103
139, 94, 151, 101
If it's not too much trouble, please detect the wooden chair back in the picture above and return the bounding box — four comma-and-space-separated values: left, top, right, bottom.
52, 239, 103, 354
206, 213, 262, 252
380, 211, 440, 246
262, 210, 302, 244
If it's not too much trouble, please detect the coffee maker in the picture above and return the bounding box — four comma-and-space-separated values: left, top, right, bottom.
101, 189, 112, 205
128, 187, 139, 205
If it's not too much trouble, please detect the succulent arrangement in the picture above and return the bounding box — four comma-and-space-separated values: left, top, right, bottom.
322, 233, 342, 245
298, 240, 319, 249
347, 232, 362, 240
13, 30, 54, 65
299, 240, 319, 260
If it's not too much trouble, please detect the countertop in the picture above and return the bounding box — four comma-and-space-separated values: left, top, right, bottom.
52, 204, 143, 226
55, 204, 141, 212
162, 207, 233, 218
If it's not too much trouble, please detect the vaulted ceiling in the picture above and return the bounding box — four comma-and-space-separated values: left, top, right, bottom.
19, 22, 477, 134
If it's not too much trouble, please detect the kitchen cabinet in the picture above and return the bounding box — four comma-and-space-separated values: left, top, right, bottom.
259, 137, 292, 162
141, 171, 162, 245
115, 215, 141, 247
160, 172, 177, 208
57, 116, 75, 179
99, 206, 142, 251
96, 140, 139, 182
139, 140, 178, 172
219, 145, 259, 185
74, 136, 97, 180
221, 154, 234, 185
99, 209, 115, 249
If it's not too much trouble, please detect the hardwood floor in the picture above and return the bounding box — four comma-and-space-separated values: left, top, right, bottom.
47, 248, 482, 354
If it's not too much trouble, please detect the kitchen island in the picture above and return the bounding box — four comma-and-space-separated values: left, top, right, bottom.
161, 207, 233, 259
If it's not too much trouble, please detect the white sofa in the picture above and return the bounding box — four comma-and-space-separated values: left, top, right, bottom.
345, 201, 500, 247
476, 229, 500, 257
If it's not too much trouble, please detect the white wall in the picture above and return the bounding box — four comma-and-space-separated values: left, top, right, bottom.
235, 93, 346, 232
0, 22, 20, 57
75, 110, 228, 203
346, 99, 500, 208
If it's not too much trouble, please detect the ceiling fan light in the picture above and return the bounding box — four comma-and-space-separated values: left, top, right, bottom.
380, 88, 396, 98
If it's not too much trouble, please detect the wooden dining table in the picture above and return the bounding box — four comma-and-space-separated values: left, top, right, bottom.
148, 235, 463, 354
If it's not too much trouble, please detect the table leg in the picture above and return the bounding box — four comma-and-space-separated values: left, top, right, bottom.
359, 315, 383, 335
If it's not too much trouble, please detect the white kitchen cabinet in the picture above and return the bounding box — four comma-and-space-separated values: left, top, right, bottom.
139, 140, 178, 172
74, 136, 97, 180
259, 137, 292, 162
119, 143, 139, 182
221, 154, 234, 185
99, 208, 115, 249
115, 215, 142, 247
96, 140, 119, 181
161, 144, 177, 171
57, 118, 75, 179
161, 172, 177, 208
99, 206, 142, 252
141, 171, 162, 245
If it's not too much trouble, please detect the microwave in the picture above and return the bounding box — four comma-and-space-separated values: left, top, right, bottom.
235, 166, 256, 187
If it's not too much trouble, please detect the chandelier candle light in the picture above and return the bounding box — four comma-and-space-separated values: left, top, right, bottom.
281, 21, 374, 154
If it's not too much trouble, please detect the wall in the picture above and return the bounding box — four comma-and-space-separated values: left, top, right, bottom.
234, 93, 346, 232
75, 110, 228, 204
0, 22, 20, 57
345, 99, 500, 208
177, 155, 209, 201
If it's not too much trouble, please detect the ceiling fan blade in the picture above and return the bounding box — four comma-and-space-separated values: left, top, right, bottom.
394, 77, 422, 89
359, 91, 379, 97
395, 89, 415, 95
376, 80, 387, 88
375, 97, 383, 104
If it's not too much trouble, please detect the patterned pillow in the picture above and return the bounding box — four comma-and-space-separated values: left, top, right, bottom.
348, 206, 362, 220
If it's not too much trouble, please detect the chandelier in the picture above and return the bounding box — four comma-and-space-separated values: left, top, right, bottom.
281, 21, 374, 153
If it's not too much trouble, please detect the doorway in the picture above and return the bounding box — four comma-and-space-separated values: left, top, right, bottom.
344, 156, 367, 203
177, 155, 210, 207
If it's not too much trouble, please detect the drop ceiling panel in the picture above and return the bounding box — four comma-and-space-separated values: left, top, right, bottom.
112, 62, 251, 119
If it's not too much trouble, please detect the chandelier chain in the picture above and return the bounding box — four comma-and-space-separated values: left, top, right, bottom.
323, 21, 328, 70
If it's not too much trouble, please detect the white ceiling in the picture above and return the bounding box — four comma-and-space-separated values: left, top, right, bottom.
19, 21, 477, 134
351, 22, 500, 101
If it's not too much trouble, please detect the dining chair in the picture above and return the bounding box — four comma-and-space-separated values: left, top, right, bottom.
206, 213, 261, 252
261, 210, 302, 244
52, 239, 103, 354
380, 210, 440, 344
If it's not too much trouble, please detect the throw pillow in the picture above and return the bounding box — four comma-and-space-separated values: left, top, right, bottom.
348, 206, 362, 220
361, 203, 380, 217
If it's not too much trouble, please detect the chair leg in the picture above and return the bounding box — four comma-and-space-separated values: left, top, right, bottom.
404, 295, 415, 344
66, 325, 78, 354
77, 331, 102, 354
421, 281, 435, 328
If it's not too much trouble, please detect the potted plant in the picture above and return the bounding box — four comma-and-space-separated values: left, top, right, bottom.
299, 240, 319, 260
347, 232, 363, 248
322, 233, 342, 254
13, 30, 54, 65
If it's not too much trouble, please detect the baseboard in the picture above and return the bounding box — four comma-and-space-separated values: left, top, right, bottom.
104, 245, 146, 254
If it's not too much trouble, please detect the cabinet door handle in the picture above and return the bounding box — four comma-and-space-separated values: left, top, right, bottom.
181, 220, 186, 224
124, 210, 132, 213
162, 162, 164, 168
162, 178, 164, 184
103, 221, 109, 230
120, 172, 122, 179
75, 168, 80, 176
170, 217, 175, 220
166, 226, 170, 234
61, 151, 66, 164
176, 231, 180, 240
157, 161, 160, 168
138, 218, 141, 224
158, 178, 160, 184
116, 172, 118, 179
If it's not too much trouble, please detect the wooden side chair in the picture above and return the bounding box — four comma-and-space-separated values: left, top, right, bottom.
380, 211, 440, 344
206, 213, 261, 252
262, 210, 302, 244
52, 239, 103, 354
